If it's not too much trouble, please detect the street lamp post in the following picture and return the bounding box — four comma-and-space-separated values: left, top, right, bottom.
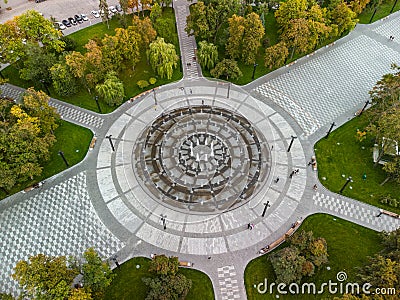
390, 0, 398, 13
358, 100, 370, 116
369, 8, 377, 23
261, 201, 271, 217
227, 83, 231, 98
153, 88, 157, 105
325, 122, 336, 139
106, 135, 115, 152
339, 176, 352, 194
160, 215, 167, 230
58, 151, 69, 167
252, 63, 258, 80
94, 96, 102, 113
287, 135, 297, 152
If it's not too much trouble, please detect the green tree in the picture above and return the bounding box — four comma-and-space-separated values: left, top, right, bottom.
270, 246, 306, 284
154, 18, 178, 47
0, 21, 25, 66
350, 0, 371, 14
131, 15, 157, 50
381, 156, 400, 185
81, 248, 115, 299
275, 0, 308, 32
117, 27, 141, 69
226, 14, 245, 60
147, 37, 179, 79
264, 42, 289, 70
12, 254, 78, 299
185, 1, 210, 41
328, 0, 358, 37
0, 89, 59, 190
197, 40, 219, 70
141, 0, 153, 16
95, 71, 125, 106
127, 0, 140, 12
19, 44, 57, 86
357, 255, 399, 289
242, 12, 265, 64
211, 59, 242, 80
148, 255, 179, 276
380, 228, 400, 261
142, 273, 192, 300
50, 62, 78, 96
150, 2, 162, 23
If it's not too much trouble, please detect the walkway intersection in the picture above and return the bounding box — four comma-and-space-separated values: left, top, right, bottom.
0, 5, 399, 300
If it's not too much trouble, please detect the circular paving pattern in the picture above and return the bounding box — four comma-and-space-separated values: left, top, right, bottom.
95, 80, 308, 255
134, 105, 269, 214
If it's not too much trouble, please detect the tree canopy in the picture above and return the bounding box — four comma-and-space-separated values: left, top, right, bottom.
147, 37, 179, 79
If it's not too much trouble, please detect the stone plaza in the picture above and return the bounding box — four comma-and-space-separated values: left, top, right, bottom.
1, 2, 400, 299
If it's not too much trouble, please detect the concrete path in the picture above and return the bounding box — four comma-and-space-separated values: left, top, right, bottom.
0, 7, 400, 300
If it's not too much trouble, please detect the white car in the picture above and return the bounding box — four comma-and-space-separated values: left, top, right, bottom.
81, 13, 89, 21
55, 22, 66, 30
109, 6, 117, 13
91, 10, 100, 18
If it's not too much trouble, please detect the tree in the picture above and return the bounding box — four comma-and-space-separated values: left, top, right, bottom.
141, 0, 153, 16
358, 255, 398, 289
226, 14, 245, 60
241, 12, 265, 64
95, 71, 125, 106
142, 273, 192, 300
380, 228, 400, 261
116, 27, 141, 69
381, 156, 400, 185
197, 40, 219, 70
131, 16, 157, 50
275, 0, 308, 32
350, 0, 371, 14
185, 1, 210, 41
99, 0, 110, 29
143, 255, 192, 300
147, 37, 179, 79
68, 289, 93, 300
210, 59, 242, 80
150, 2, 162, 23
270, 246, 306, 284
148, 255, 179, 276
0, 89, 59, 191
12, 254, 78, 299
81, 248, 114, 299
328, 0, 358, 37
50, 62, 78, 96
154, 18, 178, 47
127, 0, 140, 12
19, 44, 57, 86
264, 42, 289, 70
0, 21, 25, 66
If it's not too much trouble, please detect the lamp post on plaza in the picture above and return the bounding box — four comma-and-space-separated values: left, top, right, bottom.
227, 83, 231, 98
325, 122, 336, 139
369, 8, 377, 23
106, 135, 115, 152
358, 100, 370, 116
94, 96, 102, 113
390, 0, 398, 13
287, 135, 297, 152
339, 176, 352, 194
261, 201, 271, 217
252, 63, 258, 80
58, 151, 69, 167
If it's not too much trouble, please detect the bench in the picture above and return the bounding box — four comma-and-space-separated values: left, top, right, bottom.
89, 136, 97, 150
383, 210, 400, 218
179, 261, 193, 267
259, 220, 302, 254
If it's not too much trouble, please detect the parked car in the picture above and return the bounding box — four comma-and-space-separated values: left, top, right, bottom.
62, 19, 71, 27
115, 4, 122, 12
74, 14, 83, 23
109, 6, 117, 13
91, 10, 100, 18
54, 22, 66, 30
81, 13, 89, 21
68, 17, 77, 25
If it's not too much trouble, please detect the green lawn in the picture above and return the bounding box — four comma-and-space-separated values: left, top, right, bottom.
104, 257, 214, 300
358, 0, 400, 24
2, 8, 182, 114
0, 120, 93, 200
315, 115, 400, 213
245, 214, 383, 299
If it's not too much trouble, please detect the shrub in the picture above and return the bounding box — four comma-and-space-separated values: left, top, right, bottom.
137, 80, 149, 89
149, 77, 157, 85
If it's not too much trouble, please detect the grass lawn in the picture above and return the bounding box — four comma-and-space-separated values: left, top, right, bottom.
104, 257, 214, 300
245, 214, 383, 299
358, 0, 400, 24
314, 115, 400, 213
2, 8, 182, 114
0, 120, 93, 200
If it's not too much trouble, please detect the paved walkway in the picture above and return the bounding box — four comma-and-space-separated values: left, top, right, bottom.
0, 7, 399, 300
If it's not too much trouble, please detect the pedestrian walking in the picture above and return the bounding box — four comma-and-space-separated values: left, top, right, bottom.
274, 177, 280, 183
313, 184, 318, 191
295, 169, 299, 174
289, 171, 295, 178
376, 209, 383, 217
